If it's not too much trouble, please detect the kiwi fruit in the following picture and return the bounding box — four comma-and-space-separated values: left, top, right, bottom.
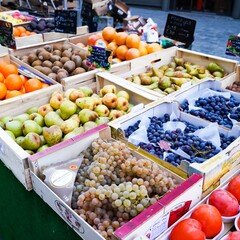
52, 50, 62, 56
71, 67, 86, 76
53, 61, 63, 68
62, 50, 72, 58
52, 66, 61, 74
50, 55, 61, 63
56, 71, 68, 82
44, 45, 53, 52
78, 51, 88, 60
60, 57, 70, 64
28, 53, 38, 64
38, 51, 51, 61
57, 69, 69, 76
71, 55, 82, 67
63, 60, 76, 73
32, 60, 42, 67
42, 67, 52, 75
34, 66, 43, 72
42, 60, 53, 68
36, 48, 46, 56
48, 73, 57, 80
53, 44, 62, 51
62, 43, 73, 52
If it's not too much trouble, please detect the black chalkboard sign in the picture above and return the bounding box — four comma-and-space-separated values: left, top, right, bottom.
0, 20, 16, 49
164, 14, 196, 45
226, 35, 240, 57
87, 46, 112, 69
54, 10, 77, 34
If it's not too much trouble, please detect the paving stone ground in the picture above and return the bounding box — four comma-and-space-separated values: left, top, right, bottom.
130, 6, 240, 60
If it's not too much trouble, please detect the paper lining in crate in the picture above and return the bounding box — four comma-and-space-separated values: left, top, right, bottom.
28, 124, 203, 240
108, 98, 240, 193
104, 46, 238, 99
0, 72, 156, 190
159, 167, 240, 240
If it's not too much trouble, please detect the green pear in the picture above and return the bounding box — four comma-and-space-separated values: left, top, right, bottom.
164, 71, 175, 77
109, 110, 123, 120
197, 66, 206, 74
13, 113, 30, 123
99, 85, 116, 96
0, 121, 4, 129
60, 118, 79, 134
83, 121, 98, 131
198, 73, 207, 79
79, 109, 98, 124
39, 135, 46, 146
94, 104, 110, 117
95, 117, 110, 125
91, 93, 100, 99
49, 93, 64, 110
37, 145, 49, 152
164, 87, 175, 94
38, 104, 53, 117
174, 57, 184, 66
132, 75, 141, 85
5, 130, 15, 140
22, 120, 42, 135
44, 111, 63, 127
151, 76, 160, 83
56, 109, 61, 116
26, 107, 38, 114
213, 71, 223, 78
79, 87, 93, 97
207, 62, 224, 73
171, 77, 188, 86
159, 76, 171, 90
159, 65, 169, 72
43, 125, 63, 146
152, 67, 164, 78
69, 114, 80, 124
25, 150, 34, 155
0, 116, 13, 125
168, 61, 177, 69
116, 97, 129, 112
21, 132, 41, 151
127, 104, 134, 113
63, 127, 84, 140
144, 82, 159, 90
76, 97, 97, 110
16, 136, 25, 146
5, 120, 23, 137
30, 113, 45, 127
60, 100, 77, 119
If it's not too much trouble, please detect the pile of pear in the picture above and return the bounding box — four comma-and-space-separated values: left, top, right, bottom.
0, 85, 132, 154
126, 57, 226, 95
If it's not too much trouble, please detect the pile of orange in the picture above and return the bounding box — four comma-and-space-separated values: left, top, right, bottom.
83, 27, 162, 61
0, 63, 49, 100
13, 26, 36, 38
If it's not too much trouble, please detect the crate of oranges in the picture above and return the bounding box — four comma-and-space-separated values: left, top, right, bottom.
0, 53, 62, 113
13, 26, 44, 49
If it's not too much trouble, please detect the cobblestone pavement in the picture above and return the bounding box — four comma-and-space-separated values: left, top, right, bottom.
130, 6, 240, 60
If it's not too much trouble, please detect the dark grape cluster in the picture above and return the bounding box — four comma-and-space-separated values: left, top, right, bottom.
124, 120, 141, 138
125, 114, 236, 167
180, 95, 240, 128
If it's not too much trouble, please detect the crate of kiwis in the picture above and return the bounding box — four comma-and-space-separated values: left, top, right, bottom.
10, 40, 93, 85
222, 65, 240, 93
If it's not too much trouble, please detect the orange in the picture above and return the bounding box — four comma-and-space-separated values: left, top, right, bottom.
115, 32, 128, 46
13, 27, 20, 37
25, 31, 31, 36
4, 74, 23, 90
5, 90, 22, 99
0, 82, 7, 100
0, 63, 18, 78
139, 41, 148, 48
102, 27, 116, 42
125, 48, 140, 60
147, 43, 162, 54
25, 78, 42, 93
107, 42, 118, 56
17, 26, 26, 33
126, 34, 140, 49
20, 33, 27, 37
41, 83, 49, 88
139, 46, 148, 56
116, 45, 128, 61
20, 86, 25, 94
30, 32, 36, 35
0, 72, 5, 83
19, 75, 28, 85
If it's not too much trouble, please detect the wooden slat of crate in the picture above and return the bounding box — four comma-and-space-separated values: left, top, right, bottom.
15, 34, 44, 49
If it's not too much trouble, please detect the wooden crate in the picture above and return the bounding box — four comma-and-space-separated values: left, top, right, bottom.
43, 26, 89, 41
114, 46, 239, 99
221, 65, 240, 90
29, 125, 203, 240
14, 34, 44, 49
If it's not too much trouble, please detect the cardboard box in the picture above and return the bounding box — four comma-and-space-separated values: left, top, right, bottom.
103, 46, 238, 99
160, 167, 240, 240
109, 98, 240, 192
28, 125, 203, 240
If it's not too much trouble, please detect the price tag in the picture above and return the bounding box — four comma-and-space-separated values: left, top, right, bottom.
0, 20, 16, 49
87, 46, 112, 70
54, 10, 77, 34
164, 14, 196, 45
226, 35, 240, 57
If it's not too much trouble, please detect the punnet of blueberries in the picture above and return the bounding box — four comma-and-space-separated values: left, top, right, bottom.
180, 94, 240, 129
124, 114, 236, 167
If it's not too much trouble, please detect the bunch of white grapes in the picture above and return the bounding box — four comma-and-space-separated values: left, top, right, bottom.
71, 138, 178, 239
